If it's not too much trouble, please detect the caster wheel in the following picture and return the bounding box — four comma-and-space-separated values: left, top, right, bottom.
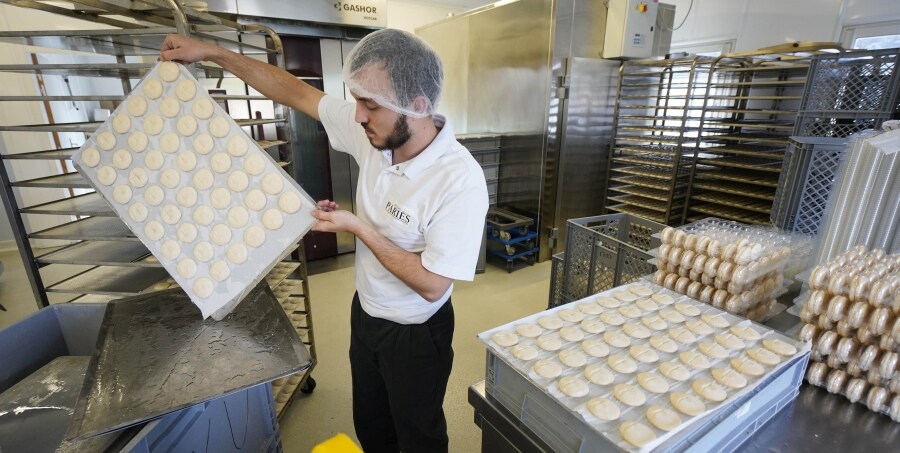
526, 255, 536, 265
518, 226, 529, 236
506, 262, 514, 273
300, 376, 317, 394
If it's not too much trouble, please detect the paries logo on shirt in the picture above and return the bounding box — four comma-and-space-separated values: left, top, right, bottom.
385, 201, 412, 224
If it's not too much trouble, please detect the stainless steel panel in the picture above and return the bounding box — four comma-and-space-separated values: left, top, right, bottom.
323, 38, 357, 254
205, 0, 387, 28
45, 266, 169, 295
21, 192, 113, 216
36, 241, 153, 267
29, 217, 137, 242
65, 282, 311, 439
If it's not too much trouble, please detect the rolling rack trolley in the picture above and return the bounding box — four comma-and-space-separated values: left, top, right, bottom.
485, 207, 538, 273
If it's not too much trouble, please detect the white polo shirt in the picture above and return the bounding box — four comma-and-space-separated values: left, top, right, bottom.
318, 95, 489, 324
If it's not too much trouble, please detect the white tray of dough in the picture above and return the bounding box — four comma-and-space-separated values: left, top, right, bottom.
72, 61, 317, 320
477, 281, 809, 452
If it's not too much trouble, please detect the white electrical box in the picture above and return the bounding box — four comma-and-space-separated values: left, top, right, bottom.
603, 0, 659, 59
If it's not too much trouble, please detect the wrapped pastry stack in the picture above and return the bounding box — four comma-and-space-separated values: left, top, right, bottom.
800, 246, 900, 421
651, 219, 793, 321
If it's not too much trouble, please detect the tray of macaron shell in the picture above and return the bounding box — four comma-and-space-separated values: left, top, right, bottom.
478, 280, 809, 450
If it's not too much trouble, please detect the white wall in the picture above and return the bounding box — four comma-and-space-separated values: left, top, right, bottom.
666, 0, 900, 52
387, 0, 468, 33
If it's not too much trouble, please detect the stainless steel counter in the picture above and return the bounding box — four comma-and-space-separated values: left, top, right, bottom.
469, 381, 900, 452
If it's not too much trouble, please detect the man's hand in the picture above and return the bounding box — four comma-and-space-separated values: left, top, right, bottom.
160, 34, 219, 64
312, 202, 363, 234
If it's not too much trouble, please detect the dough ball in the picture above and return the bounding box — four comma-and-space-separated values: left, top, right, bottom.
537, 334, 562, 351
613, 290, 637, 302
142, 78, 163, 99
127, 95, 148, 116
558, 309, 585, 323
511, 344, 538, 361
516, 323, 543, 338
246, 189, 272, 211
227, 135, 248, 156
127, 132, 148, 152
638, 372, 669, 394
143, 185, 164, 206
193, 205, 215, 226
176, 222, 197, 243
142, 113, 164, 135
669, 327, 697, 345
584, 364, 614, 386
686, 319, 714, 336
128, 202, 148, 222
613, 383, 646, 407
587, 397, 620, 421
209, 116, 231, 138
96, 165, 117, 186
191, 97, 214, 120
192, 169, 215, 191
176, 116, 198, 136
192, 133, 214, 154
679, 350, 711, 370
210, 152, 232, 173
747, 347, 782, 366
581, 338, 610, 358
649, 335, 678, 353
210, 187, 232, 209
580, 318, 605, 334
159, 168, 180, 189
730, 325, 762, 342
699, 341, 729, 360
160, 96, 181, 118
636, 298, 660, 312
227, 171, 249, 192
559, 326, 584, 342
692, 379, 728, 402
96, 131, 117, 150
599, 311, 625, 326
192, 277, 214, 298
144, 149, 165, 170
112, 114, 131, 134
595, 296, 621, 309
243, 225, 266, 248
161, 204, 183, 225
701, 313, 731, 329
226, 243, 248, 264
243, 154, 266, 175
577, 302, 603, 315
659, 359, 691, 381
647, 405, 682, 432
618, 305, 642, 319
658, 308, 685, 323
607, 354, 637, 374
226, 206, 249, 228
675, 303, 701, 317
711, 367, 748, 389
629, 344, 659, 363
558, 348, 587, 367
491, 331, 518, 347
763, 338, 798, 356
532, 359, 562, 379
159, 132, 181, 153
209, 260, 231, 282
558, 375, 589, 398
623, 322, 652, 340
603, 330, 631, 348
715, 333, 746, 350
176, 186, 198, 207
619, 421, 656, 448
158, 61, 180, 82
176, 150, 197, 172
641, 315, 667, 331
80, 147, 100, 167
262, 209, 284, 230
160, 239, 181, 260
261, 172, 284, 195
144, 220, 165, 241
175, 79, 196, 101
670, 391, 706, 416
652, 293, 675, 305
112, 184, 132, 204
629, 284, 655, 297
112, 149, 132, 169
193, 241, 214, 263
210, 224, 232, 245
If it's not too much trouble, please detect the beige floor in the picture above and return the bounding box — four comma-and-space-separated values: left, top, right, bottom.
0, 249, 552, 452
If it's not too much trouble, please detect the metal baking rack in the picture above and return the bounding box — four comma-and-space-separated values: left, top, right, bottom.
685, 42, 843, 225
0, 0, 317, 417
604, 55, 715, 226
485, 207, 538, 272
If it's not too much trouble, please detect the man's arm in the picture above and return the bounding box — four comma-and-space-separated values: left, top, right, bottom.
160, 34, 324, 121
312, 208, 452, 302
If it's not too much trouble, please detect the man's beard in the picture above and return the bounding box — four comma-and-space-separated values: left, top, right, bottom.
365, 114, 411, 150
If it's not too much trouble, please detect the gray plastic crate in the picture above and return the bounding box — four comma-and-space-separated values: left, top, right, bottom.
771, 137, 848, 234
548, 252, 569, 309
562, 214, 664, 301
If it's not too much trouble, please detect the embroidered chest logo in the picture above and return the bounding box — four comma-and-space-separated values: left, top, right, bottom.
385, 201, 412, 224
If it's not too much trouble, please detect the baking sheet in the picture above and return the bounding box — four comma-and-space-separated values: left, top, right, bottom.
65, 281, 311, 440
71, 60, 317, 320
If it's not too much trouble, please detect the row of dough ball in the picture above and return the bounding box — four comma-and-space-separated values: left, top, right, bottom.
659, 226, 789, 267
95, 111, 235, 156
807, 362, 900, 420
107, 181, 300, 216
86, 130, 250, 162
92, 165, 284, 198
803, 291, 900, 339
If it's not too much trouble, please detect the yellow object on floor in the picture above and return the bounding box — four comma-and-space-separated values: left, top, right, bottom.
311, 433, 362, 453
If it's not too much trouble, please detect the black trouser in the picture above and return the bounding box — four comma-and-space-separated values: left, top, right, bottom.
349, 292, 454, 453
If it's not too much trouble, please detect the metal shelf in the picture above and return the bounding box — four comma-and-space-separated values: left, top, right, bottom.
611, 155, 676, 168
691, 180, 776, 201
45, 266, 169, 295
691, 192, 773, 214
1, 148, 78, 160
36, 241, 154, 267
690, 203, 770, 224
0, 117, 285, 133
693, 169, 780, 187
607, 194, 681, 213
712, 133, 790, 145
20, 192, 113, 216
697, 144, 785, 158
608, 174, 680, 191
611, 165, 676, 180
607, 184, 672, 201
29, 217, 136, 242
606, 203, 666, 223
697, 156, 783, 172
11, 172, 90, 189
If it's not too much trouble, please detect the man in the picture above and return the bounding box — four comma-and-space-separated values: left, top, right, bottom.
161, 29, 488, 452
